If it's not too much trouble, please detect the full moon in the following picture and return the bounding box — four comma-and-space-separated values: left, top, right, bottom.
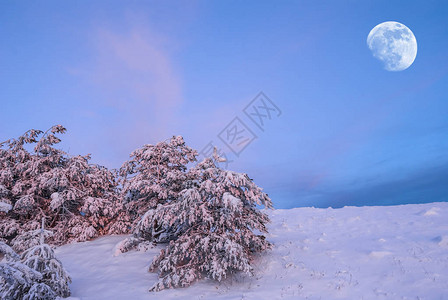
367, 21, 417, 71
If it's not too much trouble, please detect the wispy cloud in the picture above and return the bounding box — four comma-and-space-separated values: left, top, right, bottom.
91, 25, 183, 136
93, 27, 182, 109
69, 18, 185, 166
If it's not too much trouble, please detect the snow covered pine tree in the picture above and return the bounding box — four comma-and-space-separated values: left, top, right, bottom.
0, 125, 129, 248
0, 218, 71, 299
118, 137, 273, 291
119, 136, 198, 239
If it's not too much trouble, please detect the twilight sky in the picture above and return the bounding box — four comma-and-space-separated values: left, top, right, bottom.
1, 1, 447, 208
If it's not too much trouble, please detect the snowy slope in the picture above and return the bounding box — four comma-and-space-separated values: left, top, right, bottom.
56, 202, 448, 300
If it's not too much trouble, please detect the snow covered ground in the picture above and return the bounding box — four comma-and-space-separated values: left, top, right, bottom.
56, 202, 448, 299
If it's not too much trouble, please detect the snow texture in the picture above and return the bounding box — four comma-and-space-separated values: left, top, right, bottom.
0, 201, 12, 213
55, 202, 448, 299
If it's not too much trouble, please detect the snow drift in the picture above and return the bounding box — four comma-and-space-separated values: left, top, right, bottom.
56, 202, 448, 299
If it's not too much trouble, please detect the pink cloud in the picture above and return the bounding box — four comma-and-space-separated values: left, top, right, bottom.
93, 27, 183, 112
71, 22, 185, 166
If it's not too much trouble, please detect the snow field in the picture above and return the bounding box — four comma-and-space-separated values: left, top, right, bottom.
57, 202, 448, 299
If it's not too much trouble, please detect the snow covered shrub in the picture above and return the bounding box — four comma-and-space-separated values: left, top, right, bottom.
0, 256, 51, 300
119, 149, 273, 291
119, 136, 198, 228
21, 219, 71, 298
148, 158, 272, 290
0, 219, 71, 299
0, 126, 129, 247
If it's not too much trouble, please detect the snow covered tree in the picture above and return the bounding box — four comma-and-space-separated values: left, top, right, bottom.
0, 125, 129, 247
148, 158, 272, 290
21, 218, 71, 298
118, 151, 273, 291
119, 136, 198, 229
0, 229, 71, 300
0, 255, 54, 300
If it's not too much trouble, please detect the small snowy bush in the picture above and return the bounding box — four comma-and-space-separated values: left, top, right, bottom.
0, 219, 71, 299
21, 243, 71, 297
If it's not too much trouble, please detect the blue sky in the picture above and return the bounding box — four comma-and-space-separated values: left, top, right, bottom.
1, 1, 447, 208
